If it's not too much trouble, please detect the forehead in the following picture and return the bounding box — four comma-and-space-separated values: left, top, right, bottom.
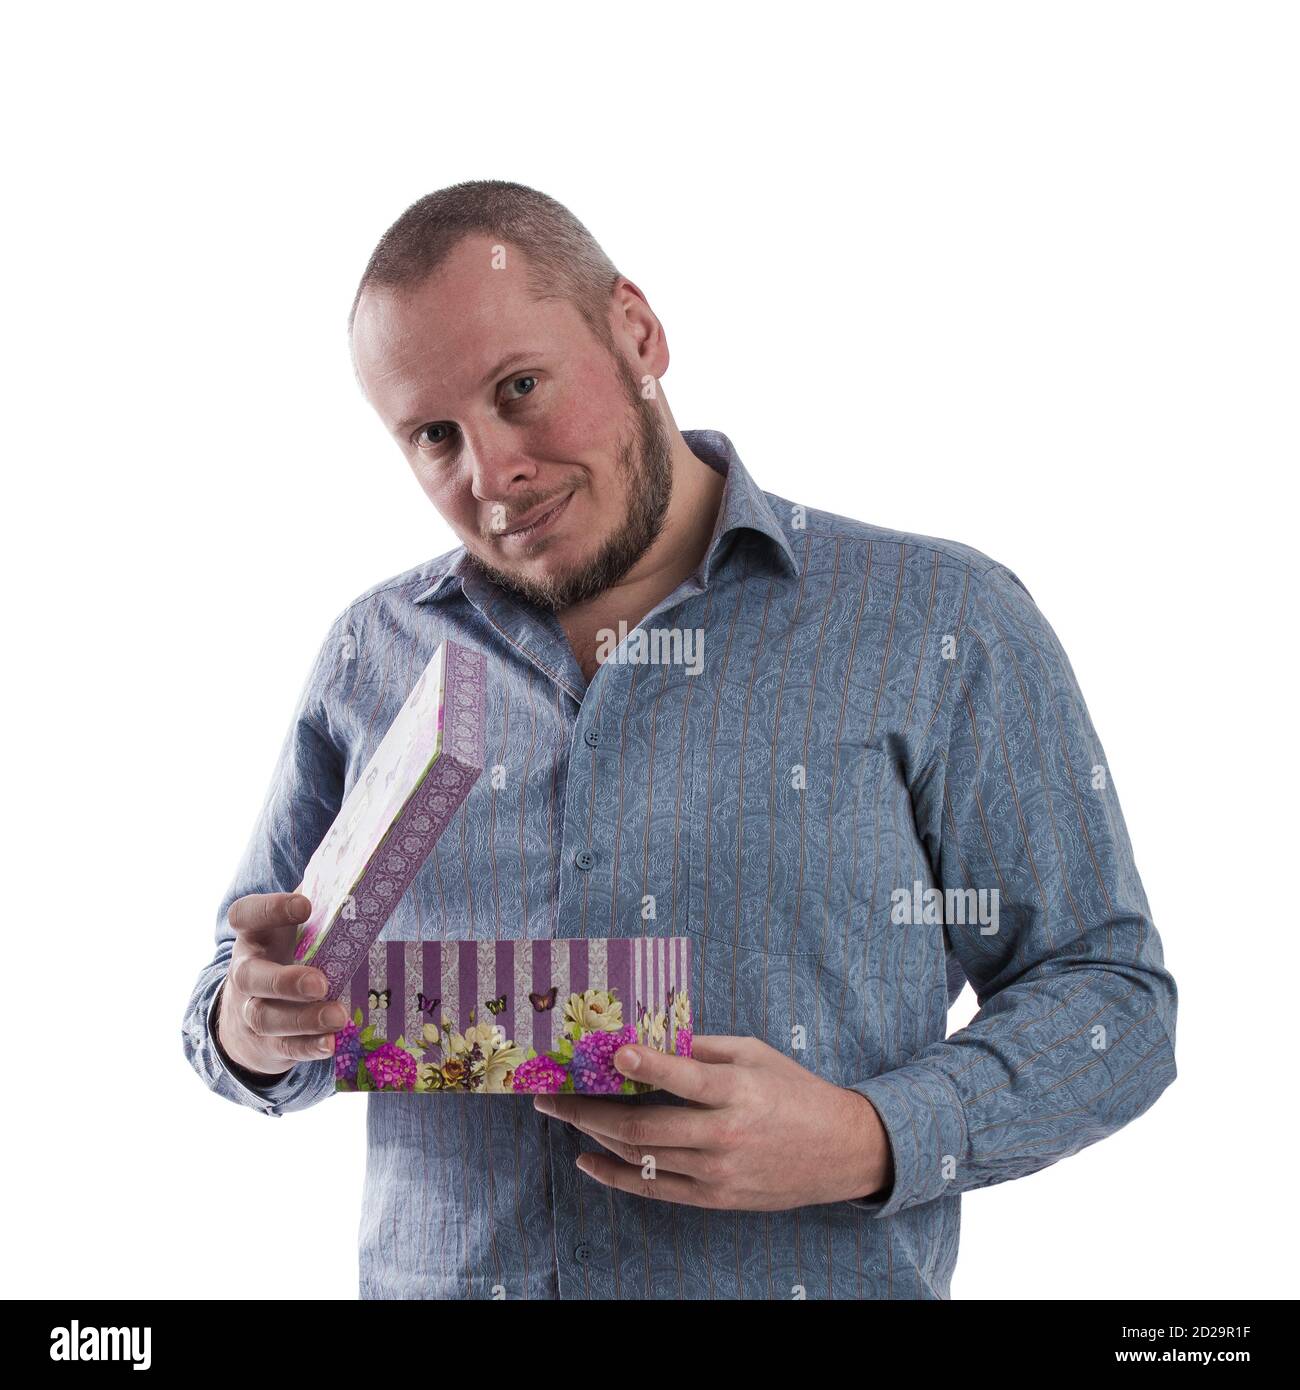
352, 236, 583, 424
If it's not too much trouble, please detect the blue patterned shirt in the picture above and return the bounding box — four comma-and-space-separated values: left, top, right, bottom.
181, 428, 1178, 1299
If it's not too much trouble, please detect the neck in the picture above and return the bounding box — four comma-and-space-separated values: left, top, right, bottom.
557, 433, 725, 679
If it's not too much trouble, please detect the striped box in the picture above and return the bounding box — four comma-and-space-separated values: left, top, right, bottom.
333, 936, 693, 1096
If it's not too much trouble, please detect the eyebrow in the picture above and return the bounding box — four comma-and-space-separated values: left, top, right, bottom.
395, 349, 545, 435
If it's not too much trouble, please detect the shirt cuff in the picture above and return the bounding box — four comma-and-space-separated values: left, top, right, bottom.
842, 1061, 969, 1218
202, 980, 316, 1118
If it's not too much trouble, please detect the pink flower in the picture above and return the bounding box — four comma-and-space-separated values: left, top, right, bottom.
334, 1021, 362, 1081
364, 1042, 418, 1091
509, 1055, 568, 1093
571, 1024, 638, 1094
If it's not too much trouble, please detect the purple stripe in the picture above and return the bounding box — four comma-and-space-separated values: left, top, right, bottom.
387, 939, 404, 1041
458, 940, 478, 1032
532, 939, 552, 1055
431, 945, 447, 1034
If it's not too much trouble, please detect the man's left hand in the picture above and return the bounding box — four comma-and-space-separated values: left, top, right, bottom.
533, 1035, 894, 1210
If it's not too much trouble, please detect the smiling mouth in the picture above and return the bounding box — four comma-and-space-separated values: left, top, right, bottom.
501, 491, 574, 542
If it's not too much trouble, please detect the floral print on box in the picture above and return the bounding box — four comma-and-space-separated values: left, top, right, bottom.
334, 937, 692, 1096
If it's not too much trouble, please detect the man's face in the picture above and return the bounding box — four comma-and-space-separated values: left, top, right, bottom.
351, 235, 673, 613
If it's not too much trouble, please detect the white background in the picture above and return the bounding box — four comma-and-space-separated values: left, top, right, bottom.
2, 0, 1295, 1301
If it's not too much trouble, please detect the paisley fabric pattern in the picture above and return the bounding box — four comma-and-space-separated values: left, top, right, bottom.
181, 428, 1177, 1299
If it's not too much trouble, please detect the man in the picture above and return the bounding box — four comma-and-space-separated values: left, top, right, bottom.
182, 180, 1178, 1299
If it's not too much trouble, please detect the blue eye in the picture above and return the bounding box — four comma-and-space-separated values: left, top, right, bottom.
411, 376, 537, 450
413, 423, 454, 450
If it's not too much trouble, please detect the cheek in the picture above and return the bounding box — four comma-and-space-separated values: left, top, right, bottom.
540, 367, 627, 457
410, 460, 476, 529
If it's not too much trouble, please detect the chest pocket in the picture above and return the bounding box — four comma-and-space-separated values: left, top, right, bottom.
687, 736, 895, 959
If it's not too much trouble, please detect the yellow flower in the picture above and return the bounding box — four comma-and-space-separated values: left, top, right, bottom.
479, 1037, 525, 1093
417, 1061, 447, 1092
673, 992, 692, 1029
562, 989, 624, 1037
446, 1022, 525, 1093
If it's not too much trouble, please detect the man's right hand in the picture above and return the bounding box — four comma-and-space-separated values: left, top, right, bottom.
216, 891, 346, 1078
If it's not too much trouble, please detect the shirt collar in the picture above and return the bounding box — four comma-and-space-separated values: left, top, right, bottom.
411, 427, 797, 606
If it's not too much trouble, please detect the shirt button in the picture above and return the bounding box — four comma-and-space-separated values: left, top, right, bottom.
583, 728, 599, 748
574, 849, 595, 871
573, 1243, 593, 1263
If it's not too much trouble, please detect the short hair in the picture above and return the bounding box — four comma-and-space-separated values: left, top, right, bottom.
348, 180, 623, 352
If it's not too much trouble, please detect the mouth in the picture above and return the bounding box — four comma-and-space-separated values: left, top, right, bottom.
500, 490, 574, 543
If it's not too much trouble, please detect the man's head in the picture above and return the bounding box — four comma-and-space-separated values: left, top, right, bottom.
349, 181, 679, 613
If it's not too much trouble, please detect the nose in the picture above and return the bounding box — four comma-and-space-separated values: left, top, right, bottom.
464, 422, 537, 504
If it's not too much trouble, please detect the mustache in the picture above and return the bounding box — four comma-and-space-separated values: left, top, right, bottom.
482, 479, 585, 537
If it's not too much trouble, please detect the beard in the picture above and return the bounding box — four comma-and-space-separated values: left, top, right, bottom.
461, 355, 674, 615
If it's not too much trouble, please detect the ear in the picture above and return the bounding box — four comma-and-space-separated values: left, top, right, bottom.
609, 278, 669, 381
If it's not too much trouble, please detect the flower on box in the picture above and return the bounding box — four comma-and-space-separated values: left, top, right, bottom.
365, 1041, 419, 1091
636, 1006, 668, 1049
509, 1055, 567, 1093
571, 1024, 639, 1094
561, 989, 624, 1039
334, 982, 691, 1095
334, 1019, 362, 1082
444, 1022, 525, 1093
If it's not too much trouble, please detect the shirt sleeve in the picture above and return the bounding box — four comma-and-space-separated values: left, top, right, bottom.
844, 562, 1178, 1217
180, 612, 350, 1118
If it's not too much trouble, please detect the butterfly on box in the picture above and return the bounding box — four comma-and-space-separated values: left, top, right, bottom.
484, 994, 507, 1016
368, 988, 391, 1011
416, 992, 440, 1018
528, 985, 557, 1013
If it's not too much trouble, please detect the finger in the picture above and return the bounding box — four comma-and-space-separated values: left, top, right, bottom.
574, 1128, 715, 1181
240, 994, 351, 1040
537, 1096, 714, 1147
612, 1042, 732, 1104
230, 952, 330, 1003
684, 1034, 754, 1065
574, 1151, 713, 1206
261, 1031, 339, 1064
227, 891, 311, 942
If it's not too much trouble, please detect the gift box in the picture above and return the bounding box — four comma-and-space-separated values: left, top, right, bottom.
291, 638, 486, 994
332, 936, 693, 1095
